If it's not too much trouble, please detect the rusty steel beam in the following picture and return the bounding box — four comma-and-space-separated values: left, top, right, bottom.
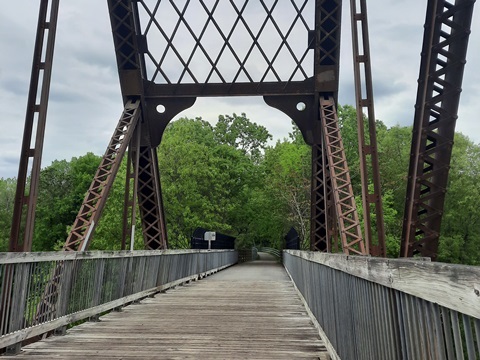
401, 0, 475, 260
64, 101, 141, 251
107, 0, 144, 98
326, 169, 339, 252
9, 0, 60, 252
136, 147, 168, 250
316, 0, 342, 80
308, 0, 343, 251
121, 124, 142, 251
349, 0, 386, 257
320, 96, 366, 255
310, 143, 329, 251
107, 0, 346, 252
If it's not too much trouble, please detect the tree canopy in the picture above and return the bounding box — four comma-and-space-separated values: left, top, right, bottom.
1, 108, 479, 265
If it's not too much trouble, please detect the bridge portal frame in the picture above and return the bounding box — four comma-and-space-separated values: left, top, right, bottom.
10, 0, 370, 254
69, 0, 365, 252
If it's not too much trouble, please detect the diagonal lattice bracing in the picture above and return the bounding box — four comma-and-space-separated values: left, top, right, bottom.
107, 0, 141, 71
320, 96, 365, 255
310, 144, 328, 251
402, 0, 476, 260
64, 101, 141, 251
136, 147, 168, 250
106, 0, 344, 252
318, 0, 342, 67
136, 0, 314, 85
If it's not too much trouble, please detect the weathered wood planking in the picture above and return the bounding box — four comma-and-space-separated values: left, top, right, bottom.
0, 249, 235, 264
3, 261, 330, 359
286, 250, 480, 319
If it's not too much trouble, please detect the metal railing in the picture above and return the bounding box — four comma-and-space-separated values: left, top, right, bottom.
284, 250, 480, 360
0, 250, 237, 351
258, 247, 282, 262
238, 248, 258, 263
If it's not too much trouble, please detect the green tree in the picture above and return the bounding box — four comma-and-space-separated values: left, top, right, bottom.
439, 133, 480, 265
33, 153, 101, 251
0, 177, 16, 251
214, 113, 272, 161
158, 115, 271, 248
263, 132, 311, 249
377, 124, 411, 220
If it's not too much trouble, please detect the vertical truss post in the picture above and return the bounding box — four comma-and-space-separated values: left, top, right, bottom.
349, 0, 386, 256
310, 143, 329, 251
122, 124, 141, 251
136, 147, 168, 250
326, 171, 339, 252
9, 0, 60, 252
64, 101, 141, 251
401, 0, 475, 259
320, 96, 366, 255
309, 0, 343, 251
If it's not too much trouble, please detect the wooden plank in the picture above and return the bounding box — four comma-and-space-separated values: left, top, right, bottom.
285, 265, 341, 360
0, 264, 232, 349
286, 250, 480, 319
0, 249, 236, 264
2, 262, 330, 359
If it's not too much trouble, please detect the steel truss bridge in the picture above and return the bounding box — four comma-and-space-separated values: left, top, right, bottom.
2, 0, 479, 358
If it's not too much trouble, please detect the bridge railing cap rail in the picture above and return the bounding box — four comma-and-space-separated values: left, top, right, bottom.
0, 249, 236, 264
284, 250, 480, 319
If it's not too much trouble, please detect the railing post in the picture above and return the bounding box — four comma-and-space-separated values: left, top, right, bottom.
0, 250, 236, 350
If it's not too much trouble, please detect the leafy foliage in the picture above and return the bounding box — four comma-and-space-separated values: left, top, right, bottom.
0, 177, 16, 251
1, 108, 480, 265
33, 153, 101, 251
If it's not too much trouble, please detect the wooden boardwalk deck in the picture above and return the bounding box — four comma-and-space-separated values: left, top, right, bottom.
4, 257, 329, 359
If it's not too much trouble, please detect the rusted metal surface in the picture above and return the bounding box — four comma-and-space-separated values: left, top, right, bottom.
64, 101, 141, 251
320, 96, 365, 255
136, 147, 168, 250
310, 144, 328, 251
136, 0, 321, 95
121, 125, 142, 251
401, 0, 476, 260
105, 0, 346, 252
308, 0, 343, 252
8, 0, 353, 252
9, 0, 60, 252
349, 0, 385, 257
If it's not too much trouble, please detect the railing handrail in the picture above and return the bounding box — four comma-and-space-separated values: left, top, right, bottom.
0, 250, 238, 352
0, 249, 235, 264
257, 247, 281, 260
284, 250, 480, 359
285, 250, 480, 320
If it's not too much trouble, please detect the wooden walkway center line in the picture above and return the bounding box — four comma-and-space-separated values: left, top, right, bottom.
4, 259, 329, 359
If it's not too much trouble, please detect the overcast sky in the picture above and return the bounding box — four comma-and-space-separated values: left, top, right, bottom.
1, 1, 479, 178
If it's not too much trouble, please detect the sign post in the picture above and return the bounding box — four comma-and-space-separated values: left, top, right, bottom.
204, 231, 216, 250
